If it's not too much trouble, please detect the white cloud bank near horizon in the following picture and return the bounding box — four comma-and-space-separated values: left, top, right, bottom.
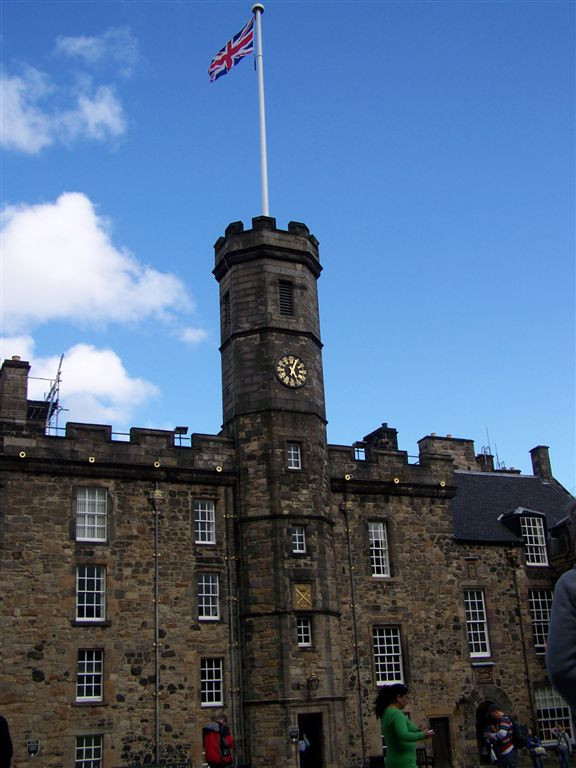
1, 337, 159, 428
1, 192, 208, 428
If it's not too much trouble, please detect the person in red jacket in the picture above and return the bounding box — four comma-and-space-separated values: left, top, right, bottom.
203, 717, 234, 768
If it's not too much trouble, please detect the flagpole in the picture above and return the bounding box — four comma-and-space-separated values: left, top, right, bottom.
252, 3, 269, 216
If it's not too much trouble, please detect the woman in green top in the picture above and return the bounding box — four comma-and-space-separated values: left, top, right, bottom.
374, 684, 434, 768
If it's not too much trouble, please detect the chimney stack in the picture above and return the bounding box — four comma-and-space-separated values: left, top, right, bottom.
530, 445, 553, 481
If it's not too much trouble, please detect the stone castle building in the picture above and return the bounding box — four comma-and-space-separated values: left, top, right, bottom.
0, 217, 574, 768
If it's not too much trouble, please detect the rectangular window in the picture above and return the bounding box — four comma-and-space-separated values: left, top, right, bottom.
520, 517, 549, 566
223, 291, 231, 328
528, 589, 553, 654
354, 446, 366, 461
76, 649, 104, 702
76, 565, 106, 622
194, 500, 216, 544
297, 617, 312, 647
201, 658, 223, 706
198, 573, 220, 620
292, 526, 306, 554
75, 735, 103, 768
286, 442, 302, 470
464, 590, 491, 657
279, 280, 294, 315
76, 488, 107, 542
535, 686, 574, 744
368, 521, 391, 577
373, 626, 404, 685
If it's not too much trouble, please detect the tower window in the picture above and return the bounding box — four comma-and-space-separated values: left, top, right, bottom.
292, 526, 306, 554
286, 442, 302, 470
223, 291, 231, 329
279, 280, 294, 315
297, 617, 312, 647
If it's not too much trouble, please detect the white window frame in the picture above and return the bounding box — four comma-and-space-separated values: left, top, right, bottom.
292, 526, 306, 554
373, 626, 404, 685
200, 658, 224, 707
464, 589, 491, 658
520, 516, 549, 566
76, 565, 106, 623
368, 521, 391, 577
194, 500, 216, 545
76, 488, 107, 542
535, 686, 574, 745
75, 735, 103, 768
198, 573, 220, 620
286, 442, 302, 470
76, 649, 104, 702
528, 588, 553, 654
297, 617, 312, 647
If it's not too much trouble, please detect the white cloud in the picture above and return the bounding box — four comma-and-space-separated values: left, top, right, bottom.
54, 28, 140, 79
0, 68, 127, 154
1, 192, 193, 333
0, 337, 159, 428
1, 69, 54, 153
180, 327, 210, 345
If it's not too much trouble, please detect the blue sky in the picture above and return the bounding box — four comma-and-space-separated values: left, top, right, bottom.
1, 0, 574, 491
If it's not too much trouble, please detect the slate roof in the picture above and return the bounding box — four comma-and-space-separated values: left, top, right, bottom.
450, 470, 574, 542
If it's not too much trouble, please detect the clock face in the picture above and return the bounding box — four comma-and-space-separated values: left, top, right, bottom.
276, 355, 308, 388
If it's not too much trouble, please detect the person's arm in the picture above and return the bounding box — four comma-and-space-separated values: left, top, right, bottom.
546, 567, 576, 711
390, 711, 427, 743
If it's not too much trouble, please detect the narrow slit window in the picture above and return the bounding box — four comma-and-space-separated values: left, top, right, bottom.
279, 280, 294, 315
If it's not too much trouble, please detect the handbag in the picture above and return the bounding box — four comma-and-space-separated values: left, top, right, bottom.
535, 747, 546, 756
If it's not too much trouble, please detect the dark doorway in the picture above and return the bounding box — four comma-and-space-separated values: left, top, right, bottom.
298, 712, 324, 768
430, 717, 452, 768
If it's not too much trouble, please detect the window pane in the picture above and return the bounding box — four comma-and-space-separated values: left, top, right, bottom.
76, 488, 107, 542
77, 650, 103, 701
520, 517, 549, 566
297, 617, 312, 647
535, 686, 573, 744
198, 573, 220, 620
464, 590, 491, 657
286, 442, 302, 470
373, 626, 403, 685
201, 658, 223, 706
368, 521, 391, 577
528, 589, 553, 654
292, 526, 306, 554
76, 565, 106, 622
194, 500, 216, 544
75, 735, 103, 768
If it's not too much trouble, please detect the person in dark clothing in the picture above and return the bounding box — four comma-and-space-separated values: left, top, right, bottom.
546, 565, 576, 712
0, 716, 13, 768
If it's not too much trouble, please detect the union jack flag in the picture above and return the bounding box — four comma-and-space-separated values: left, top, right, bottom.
208, 17, 255, 82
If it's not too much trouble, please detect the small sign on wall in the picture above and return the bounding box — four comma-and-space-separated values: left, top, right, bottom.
27, 740, 40, 758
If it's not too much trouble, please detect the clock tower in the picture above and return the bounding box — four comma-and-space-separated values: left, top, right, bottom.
213, 217, 346, 768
